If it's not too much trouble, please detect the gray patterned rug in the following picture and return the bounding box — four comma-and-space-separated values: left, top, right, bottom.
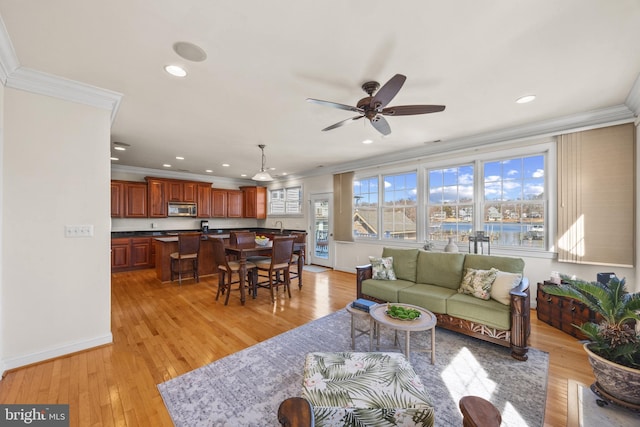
158, 309, 548, 426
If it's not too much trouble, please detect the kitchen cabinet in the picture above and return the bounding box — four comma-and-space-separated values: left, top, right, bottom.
111, 238, 131, 270
240, 186, 267, 219
111, 237, 154, 271
197, 184, 212, 218
111, 181, 124, 217
111, 180, 147, 218
211, 188, 228, 218
124, 182, 148, 217
169, 181, 197, 202
227, 190, 243, 218
147, 178, 168, 218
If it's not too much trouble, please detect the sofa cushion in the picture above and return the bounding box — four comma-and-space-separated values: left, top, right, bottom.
369, 256, 397, 280
361, 279, 416, 303
447, 293, 511, 330
382, 247, 419, 282
491, 271, 523, 305
463, 254, 524, 275
398, 284, 457, 314
458, 267, 499, 300
416, 251, 466, 290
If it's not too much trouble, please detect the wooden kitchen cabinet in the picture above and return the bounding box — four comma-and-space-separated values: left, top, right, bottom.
111, 238, 131, 270
111, 181, 124, 217
197, 184, 212, 218
124, 182, 148, 217
168, 181, 197, 202
147, 178, 168, 217
227, 190, 243, 218
111, 237, 154, 271
130, 237, 151, 267
211, 188, 228, 218
111, 180, 147, 218
240, 186, 267, 219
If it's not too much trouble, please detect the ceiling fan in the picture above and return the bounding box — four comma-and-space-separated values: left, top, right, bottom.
306, 74, 445, 136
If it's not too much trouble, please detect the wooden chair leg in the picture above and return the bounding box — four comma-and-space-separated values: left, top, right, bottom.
269, 272, 276, 303
285, 270, 292, 298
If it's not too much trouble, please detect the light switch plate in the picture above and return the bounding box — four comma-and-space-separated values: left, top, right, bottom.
65, 225, 94, 237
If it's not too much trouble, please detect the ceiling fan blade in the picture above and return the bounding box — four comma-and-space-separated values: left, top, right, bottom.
381, 105, 446, 116
321, 115, 364, 131
371, 74, 406, 109
306, 98, 363, 113
370, 115, 391, 136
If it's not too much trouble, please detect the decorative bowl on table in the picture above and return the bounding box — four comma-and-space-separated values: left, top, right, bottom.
255, 236, 270, 246
385, 305, 421, 321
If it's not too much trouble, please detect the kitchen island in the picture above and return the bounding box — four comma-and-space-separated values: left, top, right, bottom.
154, 234, 230, 282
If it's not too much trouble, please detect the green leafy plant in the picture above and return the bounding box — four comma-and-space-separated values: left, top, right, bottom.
386, 305, 421, 320
543, 276, 640, 368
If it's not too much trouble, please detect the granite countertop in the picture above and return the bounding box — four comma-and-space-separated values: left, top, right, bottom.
111, 229, 305, 239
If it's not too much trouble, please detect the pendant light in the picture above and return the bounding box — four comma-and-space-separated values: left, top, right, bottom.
252, 144, 274, 181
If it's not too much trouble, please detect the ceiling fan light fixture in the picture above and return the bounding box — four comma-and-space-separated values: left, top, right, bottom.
252, 144, 274, 181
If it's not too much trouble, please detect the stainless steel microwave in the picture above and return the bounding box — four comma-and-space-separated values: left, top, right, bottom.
168, 202, 197, 217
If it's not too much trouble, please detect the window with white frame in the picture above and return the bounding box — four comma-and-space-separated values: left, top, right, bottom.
269, 186, 302, 215
382, 172, 417, 240
353, 176, 378, 238
427, 165, 474, 243
483, 155, 545, 248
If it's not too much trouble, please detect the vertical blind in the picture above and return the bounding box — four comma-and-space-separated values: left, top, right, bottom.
557, 123, 635, 266
333, 172, 354, 242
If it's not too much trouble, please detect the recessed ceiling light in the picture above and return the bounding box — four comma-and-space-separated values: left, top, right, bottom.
222, 163, 230, 167
114, 146, 126, 151
176, 156, 184, 160
240, 174, 247, 177
110, 157, 119, 161
362, 139, 373, 144
164, 65, 187, 77
173, 42, 207, 62
205, 169, 213, 173
163, 164, 172, 168
516, 95, 536, 104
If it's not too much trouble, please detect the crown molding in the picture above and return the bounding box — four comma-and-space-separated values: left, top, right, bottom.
301, 104, 637, 178
626, 72, 640, 117
111, 164, 255, 187
0, 15, 122, 123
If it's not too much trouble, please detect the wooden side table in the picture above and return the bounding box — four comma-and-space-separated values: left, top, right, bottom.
459, 396, 501, 427
345, 303, 372, 350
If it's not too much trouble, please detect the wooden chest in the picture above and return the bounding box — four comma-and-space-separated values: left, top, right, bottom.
536, 282, 598, 340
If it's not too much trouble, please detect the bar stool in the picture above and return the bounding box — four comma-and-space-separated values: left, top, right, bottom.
170, 232, 202, 285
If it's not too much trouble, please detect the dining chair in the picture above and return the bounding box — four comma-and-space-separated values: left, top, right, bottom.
255, 236, 295, 302
231, 230, 271, 263
211, 238, 257, 305
169, 232, 202, 285
289, 231, 306, 289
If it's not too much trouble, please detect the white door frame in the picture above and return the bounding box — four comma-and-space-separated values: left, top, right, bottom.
309, 192, 333, 267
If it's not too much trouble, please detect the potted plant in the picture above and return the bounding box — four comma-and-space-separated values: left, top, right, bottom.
542, 275, 640, 408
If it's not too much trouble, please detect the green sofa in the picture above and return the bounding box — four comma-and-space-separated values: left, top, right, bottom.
356, 248, 530, 360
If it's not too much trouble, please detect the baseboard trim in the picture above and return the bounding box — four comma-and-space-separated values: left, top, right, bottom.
0, 333, 113, 375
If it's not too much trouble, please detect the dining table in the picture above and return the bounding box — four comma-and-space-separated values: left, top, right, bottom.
224, 241, 305, 304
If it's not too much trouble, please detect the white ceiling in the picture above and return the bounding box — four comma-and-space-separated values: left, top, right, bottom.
1, 0, 639, 181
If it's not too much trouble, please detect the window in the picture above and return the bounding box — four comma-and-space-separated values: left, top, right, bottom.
382, 172, 417, 240
269, 186, 302, 215
353, 176, 378, 238
427, 165, 474, 242
483, 155, 545, 248
353, 147, 549, 252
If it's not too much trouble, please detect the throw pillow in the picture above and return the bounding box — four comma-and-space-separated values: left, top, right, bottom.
490, 271, 522, 305
369, 256, 397, 280
458, 267, 499, 300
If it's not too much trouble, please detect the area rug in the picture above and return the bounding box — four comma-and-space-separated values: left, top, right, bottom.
158, 309, 548, 426
303, 265, 331, 273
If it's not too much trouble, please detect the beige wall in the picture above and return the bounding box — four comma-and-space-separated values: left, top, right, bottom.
1, 88, 112, 369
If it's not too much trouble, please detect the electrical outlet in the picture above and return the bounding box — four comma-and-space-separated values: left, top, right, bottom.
65, 225, 94, 238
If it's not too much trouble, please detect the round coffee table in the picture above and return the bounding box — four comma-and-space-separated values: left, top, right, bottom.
369, 303, 437, 364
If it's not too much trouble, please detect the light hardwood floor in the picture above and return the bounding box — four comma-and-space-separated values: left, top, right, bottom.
0, 268, 593, 426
